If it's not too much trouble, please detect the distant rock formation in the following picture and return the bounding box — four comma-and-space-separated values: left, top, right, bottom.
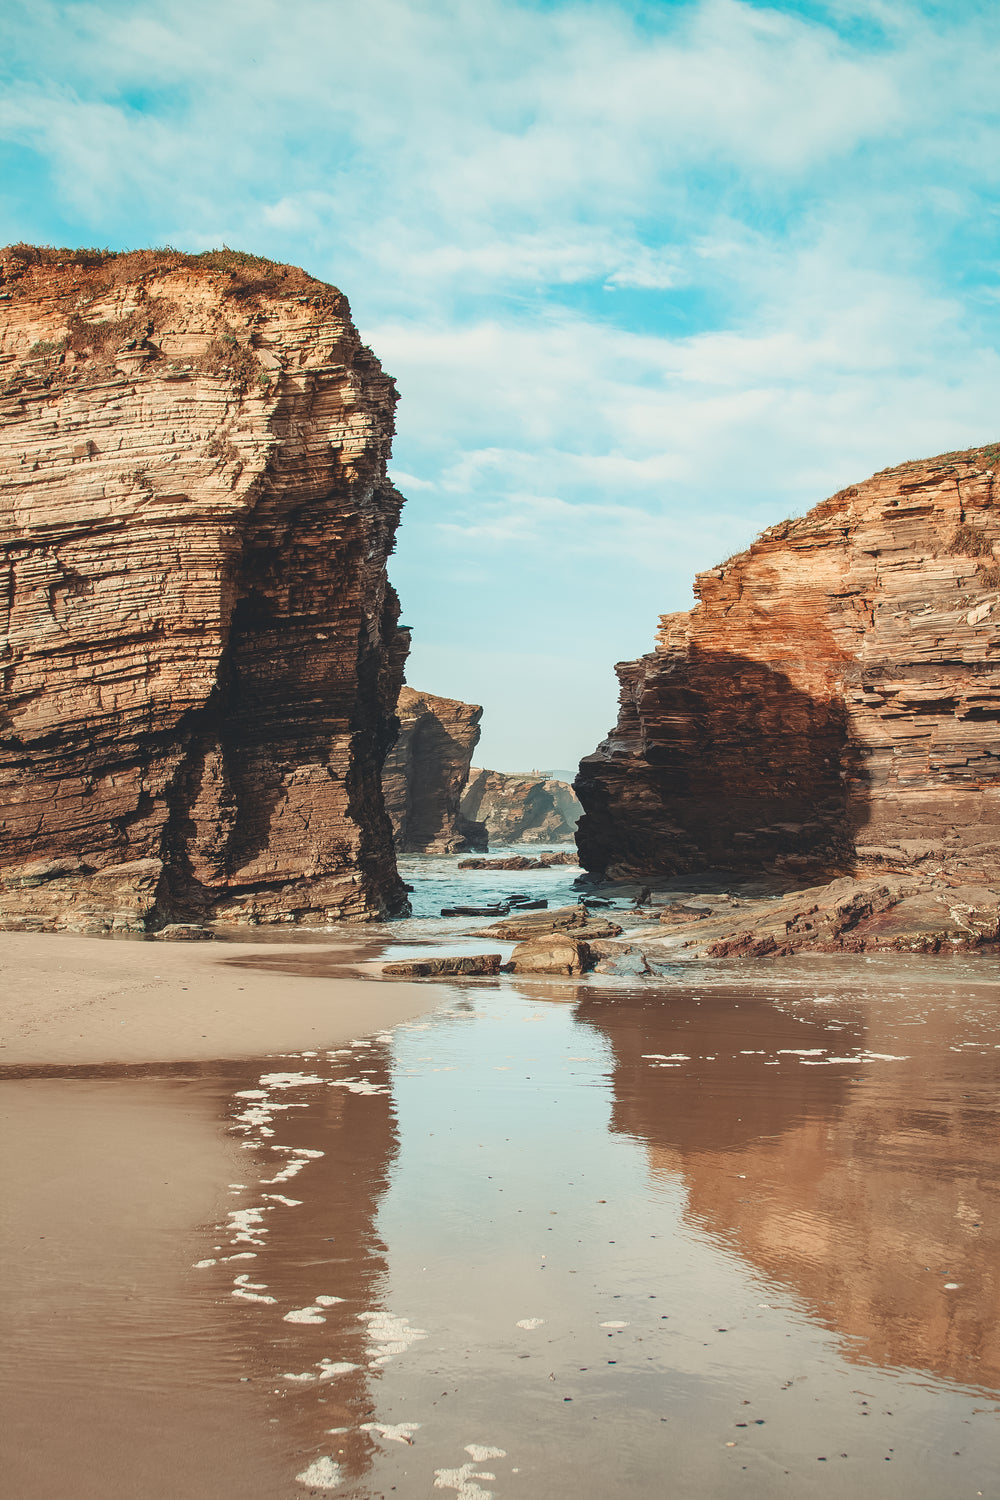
460, 769, 581, 845
381, 687, 488, 854
0, 245, 410, 931
576, 446, 1000, 886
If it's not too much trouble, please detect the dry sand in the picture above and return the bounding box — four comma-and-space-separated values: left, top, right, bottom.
0, 930, 441, 1067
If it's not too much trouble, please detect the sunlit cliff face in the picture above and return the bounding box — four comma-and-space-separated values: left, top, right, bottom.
577, 975, 1000, 1394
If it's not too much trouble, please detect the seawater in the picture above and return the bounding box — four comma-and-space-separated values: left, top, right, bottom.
5, 851, 1000, 1498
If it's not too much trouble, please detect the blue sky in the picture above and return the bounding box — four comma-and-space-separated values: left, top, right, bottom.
3, 0, 1000, 770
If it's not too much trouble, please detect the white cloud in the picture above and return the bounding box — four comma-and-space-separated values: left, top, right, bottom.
4, 0, 1000, 765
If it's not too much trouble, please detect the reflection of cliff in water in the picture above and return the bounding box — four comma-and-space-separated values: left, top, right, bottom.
575, 981, 1000, 1393
220, 1040, 400, 1486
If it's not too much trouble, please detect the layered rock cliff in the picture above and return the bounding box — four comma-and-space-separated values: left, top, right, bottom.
381, 687, 487, 853
0, 245, 410, 930
460, 768, 581, 845
576, 446, 1000, 887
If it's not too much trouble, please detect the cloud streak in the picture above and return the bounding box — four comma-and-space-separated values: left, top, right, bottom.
3, 0, 1000, 765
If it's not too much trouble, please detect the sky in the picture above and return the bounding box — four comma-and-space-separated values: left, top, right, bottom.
3, 0, 1000, 771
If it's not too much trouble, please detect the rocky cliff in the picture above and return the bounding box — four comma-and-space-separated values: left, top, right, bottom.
381, 686, 487, 853
460, 768, 581, 845
0, 245, 410, 931
576, 446, 1000, 887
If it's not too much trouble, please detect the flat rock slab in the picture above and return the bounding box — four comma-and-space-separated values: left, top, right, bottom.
381, 954, 503, 978
632, 875, 1000, 958
477, 905, 622, 941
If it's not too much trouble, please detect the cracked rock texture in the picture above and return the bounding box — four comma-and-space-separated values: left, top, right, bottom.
576, 446, 1000, 888
460, 768, 581, 845
0, 246, 410, 931
381, 686, 487, 853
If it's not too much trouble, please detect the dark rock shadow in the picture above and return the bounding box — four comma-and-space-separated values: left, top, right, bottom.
575, 648, 869, 880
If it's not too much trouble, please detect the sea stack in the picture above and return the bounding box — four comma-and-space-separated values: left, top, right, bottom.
460, 769, 581, 845
576, 447, 1000, 883
0, 246, 410, 930
381, 687, 488, 853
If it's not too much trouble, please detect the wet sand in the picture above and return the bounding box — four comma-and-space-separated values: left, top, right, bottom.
0, 930, 440, 1066
0, 929, 447, 1498
5, 914, 1000, 1497
0, 1076, 295, 1498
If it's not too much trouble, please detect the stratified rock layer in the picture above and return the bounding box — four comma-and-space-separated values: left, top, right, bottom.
576, 446, 1000, 883
0, 246, 410, 930
460, 768, 581, 845
381, 687, 487, 854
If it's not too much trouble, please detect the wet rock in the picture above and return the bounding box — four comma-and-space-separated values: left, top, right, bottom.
504, 934, 590, 975
154, 924, 216, 941
439, 904, 507, 917
458, 851, 578, 871
631, 874, 1000, 957
477, 905, 622, 941
381, 954, 503, 977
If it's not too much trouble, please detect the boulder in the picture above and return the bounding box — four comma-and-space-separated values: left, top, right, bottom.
504, 934, 590, 975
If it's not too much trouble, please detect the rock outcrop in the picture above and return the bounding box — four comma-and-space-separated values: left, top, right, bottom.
461, 768, 581, 845
577, 446, 1000, 888
0, 245, 410, 931
381, 687, 487, 853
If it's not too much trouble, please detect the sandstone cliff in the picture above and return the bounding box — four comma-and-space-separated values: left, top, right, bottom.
0, 245, 410, 930
381, 686, 487, 854
460, 768, 581, 845
576, 446, 1000, 889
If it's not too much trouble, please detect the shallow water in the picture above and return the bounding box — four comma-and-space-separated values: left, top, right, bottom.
4, 854, 1000, 1497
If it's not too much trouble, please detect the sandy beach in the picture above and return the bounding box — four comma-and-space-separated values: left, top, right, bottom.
0, 930, 446, 1497
0, 931, 441, 1068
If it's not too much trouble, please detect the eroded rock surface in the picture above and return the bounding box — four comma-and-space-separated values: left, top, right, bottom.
461, 768, 581, 845
577, 446, 1000, 886
0, 246, 410, 931
381, 687, 487, 854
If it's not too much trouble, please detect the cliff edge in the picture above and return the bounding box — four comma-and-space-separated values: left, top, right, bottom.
576, 446, 1000, 890
0, 245, 410, 930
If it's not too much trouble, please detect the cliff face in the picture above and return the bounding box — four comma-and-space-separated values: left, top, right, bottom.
460, 768, 581, 845
0, 245, 410, 930
576, 447, 1000, 882
381, 686, 487, 854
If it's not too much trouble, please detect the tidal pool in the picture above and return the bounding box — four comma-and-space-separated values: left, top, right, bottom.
6, 951, 998, 1498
